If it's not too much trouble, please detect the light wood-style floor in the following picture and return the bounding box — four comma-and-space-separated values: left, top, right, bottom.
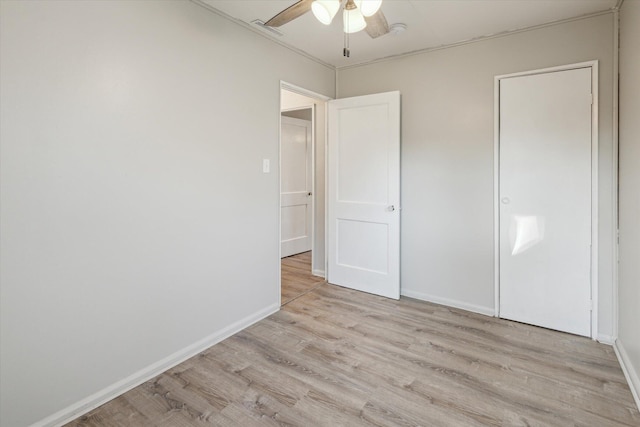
68, 262, 640, 426
281, 251, 325, 306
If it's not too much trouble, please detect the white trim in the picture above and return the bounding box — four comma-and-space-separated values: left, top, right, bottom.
192, 0, 614, 74
337, 10, 614, 71
281, 106, 314, 113
597, 334, 616, 345
592, 61, 601, 339
494, 60, 599, 80
189, 0, 334, 71
611, 7, 620, 341
493, 76, 501, 318
311, 104, 317, 270
32, 303, 280, 427
494, 61, 600, 339
402, 289, 495, 317
324, 101, 330, 278
312, 269, 326, 278
281, 81, 332, 102
277, 95, 283, 306
614, 340, 640, 412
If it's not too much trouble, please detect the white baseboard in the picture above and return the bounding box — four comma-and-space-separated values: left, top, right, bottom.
597, 334, 616, 345
614, 339, 640, 412
33, 303, 280, 427
401, 289, 495, 317
312, 269, 325, 278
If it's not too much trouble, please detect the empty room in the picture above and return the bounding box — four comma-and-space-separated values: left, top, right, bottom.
1, 0, 639, 426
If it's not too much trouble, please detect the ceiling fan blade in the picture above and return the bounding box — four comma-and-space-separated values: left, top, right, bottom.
264, 0, 314, 27
365, 10, 389, 39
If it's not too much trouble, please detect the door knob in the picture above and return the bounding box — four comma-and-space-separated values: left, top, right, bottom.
501, 197, 510, 204
387, 205, 395, 212
307, 192, 312, 196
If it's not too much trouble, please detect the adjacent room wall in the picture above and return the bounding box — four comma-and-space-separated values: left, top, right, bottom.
282, 108, 313, 121
617, 0, 640, 409
0, 1, 335, 426
337, 13, 617, 337
281, 90, 328, 276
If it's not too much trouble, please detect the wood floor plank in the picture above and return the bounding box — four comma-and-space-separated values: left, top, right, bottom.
281, 252, 325, 305
68, 259, 640, 426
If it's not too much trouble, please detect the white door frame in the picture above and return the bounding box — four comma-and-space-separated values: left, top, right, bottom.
278, 81, 332, 304
493, 61, 599, 338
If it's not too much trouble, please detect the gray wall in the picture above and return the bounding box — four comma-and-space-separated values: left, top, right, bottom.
618, 0, 640, 408
337, 13, 617, 338
0, 1, 335, 426
282, 108, 313, 121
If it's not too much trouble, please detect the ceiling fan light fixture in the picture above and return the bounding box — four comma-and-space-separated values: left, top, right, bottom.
343, 7, 367, 33
311, 0, 340, 25
354, 0, 382, 17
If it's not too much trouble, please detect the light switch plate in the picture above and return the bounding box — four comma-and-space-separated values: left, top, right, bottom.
262, 159, 270, 173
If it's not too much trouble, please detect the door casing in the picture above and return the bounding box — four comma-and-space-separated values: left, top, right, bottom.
279, 81, 332, 304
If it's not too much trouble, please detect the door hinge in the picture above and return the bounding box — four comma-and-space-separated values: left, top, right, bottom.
589, 300, 594, 311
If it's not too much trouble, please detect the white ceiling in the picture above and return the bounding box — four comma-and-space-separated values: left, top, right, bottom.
198, 0, 618, 68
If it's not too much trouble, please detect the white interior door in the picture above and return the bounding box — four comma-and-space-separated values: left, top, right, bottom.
498, 67, 593, 336
281, 115, 312, 258
327, 91, 400, 299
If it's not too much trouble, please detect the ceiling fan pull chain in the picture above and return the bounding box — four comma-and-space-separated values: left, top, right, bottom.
344, 11, 350, 57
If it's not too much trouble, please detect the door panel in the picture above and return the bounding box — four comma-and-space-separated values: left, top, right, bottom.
337, 104, 390, 204
337, 220, 388, 273
328, 91, 400, 299
499, 67, 592, 336
281, 116, 312, 258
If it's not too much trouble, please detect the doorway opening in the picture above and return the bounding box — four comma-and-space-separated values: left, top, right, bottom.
281, 251, 325, 305
279, 82, 330, 306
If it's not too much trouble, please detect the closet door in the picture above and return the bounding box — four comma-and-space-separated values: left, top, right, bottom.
499, 67, 593, 336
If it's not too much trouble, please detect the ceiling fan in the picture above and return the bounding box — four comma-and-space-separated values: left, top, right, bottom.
264, 0, 389, 57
